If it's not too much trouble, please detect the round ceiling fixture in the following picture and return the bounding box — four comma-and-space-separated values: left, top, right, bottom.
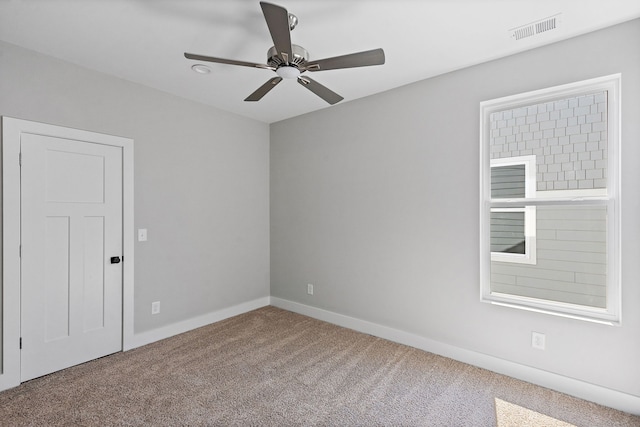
275, 66, 300, 79
191, 64, 211, 74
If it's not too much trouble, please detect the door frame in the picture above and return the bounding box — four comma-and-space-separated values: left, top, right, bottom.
0, 117, 134, 390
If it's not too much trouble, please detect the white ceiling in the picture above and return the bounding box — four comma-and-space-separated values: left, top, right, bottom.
1, 0, 639, 123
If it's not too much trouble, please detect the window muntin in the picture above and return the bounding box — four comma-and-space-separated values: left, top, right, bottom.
480, 75, 620, 324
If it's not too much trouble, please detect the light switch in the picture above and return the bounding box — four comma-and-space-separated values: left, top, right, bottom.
138, 228, 148, 242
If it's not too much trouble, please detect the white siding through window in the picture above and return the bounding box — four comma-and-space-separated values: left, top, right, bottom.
491, 205, 606, 308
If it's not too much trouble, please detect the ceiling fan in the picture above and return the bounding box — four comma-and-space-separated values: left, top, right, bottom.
184, 1, 385, 105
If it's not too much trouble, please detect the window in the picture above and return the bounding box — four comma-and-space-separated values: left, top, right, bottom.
479, 75, 621, 324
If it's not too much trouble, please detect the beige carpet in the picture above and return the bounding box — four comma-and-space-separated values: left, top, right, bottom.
0, 306, 637, 426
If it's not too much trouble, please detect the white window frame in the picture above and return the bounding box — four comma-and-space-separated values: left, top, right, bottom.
479, 74, 621, 325
490, 155, 537, 265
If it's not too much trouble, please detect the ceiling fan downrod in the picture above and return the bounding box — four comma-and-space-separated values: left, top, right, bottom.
288, 13, 298, 31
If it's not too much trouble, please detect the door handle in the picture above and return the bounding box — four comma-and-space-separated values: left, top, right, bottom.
110, 256, 121, 264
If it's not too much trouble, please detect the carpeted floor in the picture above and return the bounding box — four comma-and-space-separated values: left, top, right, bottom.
0, 306, 637, 426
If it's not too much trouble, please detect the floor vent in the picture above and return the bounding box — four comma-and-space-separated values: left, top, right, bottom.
510, 14, 561, 41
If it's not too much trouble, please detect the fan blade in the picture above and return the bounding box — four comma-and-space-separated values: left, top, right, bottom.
245, 77, 283, 102
297, 77, 343, 105
305, 48, 385, 72
260, 2, 293, 63
184, 52, 274, 70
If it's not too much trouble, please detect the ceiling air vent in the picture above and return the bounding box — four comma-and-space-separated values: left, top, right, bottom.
510, 14, 561, 41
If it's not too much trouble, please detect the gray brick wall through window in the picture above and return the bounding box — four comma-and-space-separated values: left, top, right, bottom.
490, 92, 607, 191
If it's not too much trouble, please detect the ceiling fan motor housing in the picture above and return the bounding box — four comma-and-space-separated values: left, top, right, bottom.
267, 44, 309, 69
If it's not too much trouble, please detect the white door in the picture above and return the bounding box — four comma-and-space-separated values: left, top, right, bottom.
20, 133, 123, 381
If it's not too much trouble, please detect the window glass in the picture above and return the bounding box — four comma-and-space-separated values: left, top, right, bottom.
491, 205, 606, 309
491, 165, 526, 198
490, 210, 525, 254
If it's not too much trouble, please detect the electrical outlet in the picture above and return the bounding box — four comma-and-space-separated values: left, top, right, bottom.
307, 283, 314, 295
531, 331, 546, 350
151, 301, 160, 315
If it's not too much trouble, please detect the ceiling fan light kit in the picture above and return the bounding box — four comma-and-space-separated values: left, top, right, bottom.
276, 66, 300, 79
184, 1, 385, 105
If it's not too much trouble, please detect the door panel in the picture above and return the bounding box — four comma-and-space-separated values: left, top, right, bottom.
45, 149, 105, 203
21, 133, 123, 382
44, 216, 71, 342
83, 216, 106, 332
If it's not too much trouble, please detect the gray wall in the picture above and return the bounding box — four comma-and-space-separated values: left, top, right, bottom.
0, 40, 270, 353
271, 19, 640, 397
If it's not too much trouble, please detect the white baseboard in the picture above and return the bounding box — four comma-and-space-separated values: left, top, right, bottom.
270, 297, 640, 416
126, 297, 270, 350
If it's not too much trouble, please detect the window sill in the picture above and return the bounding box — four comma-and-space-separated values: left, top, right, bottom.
482, 292, 620, 326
